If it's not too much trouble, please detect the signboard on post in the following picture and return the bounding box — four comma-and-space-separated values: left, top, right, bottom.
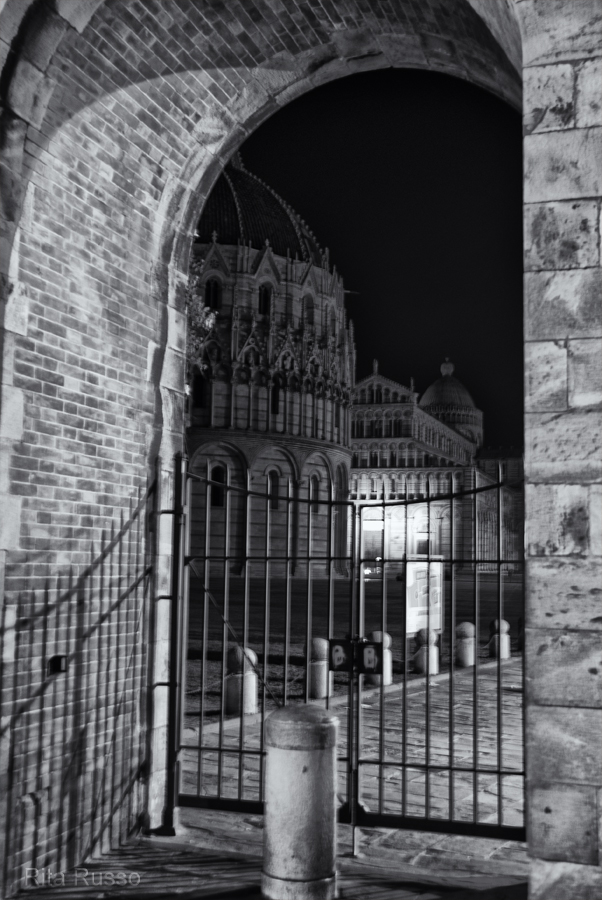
328, 638, 384, 674
356, 641, 383, 675
328, 639, 353, 672
405, 559, 444, 636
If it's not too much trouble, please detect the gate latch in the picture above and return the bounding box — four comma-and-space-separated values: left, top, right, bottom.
328, 636, 383, 675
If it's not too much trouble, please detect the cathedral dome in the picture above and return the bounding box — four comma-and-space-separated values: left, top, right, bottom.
195, 155, 324, 265
419, 360, 476, 409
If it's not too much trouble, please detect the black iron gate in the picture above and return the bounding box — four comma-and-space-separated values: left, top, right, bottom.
168, 454, 525, 841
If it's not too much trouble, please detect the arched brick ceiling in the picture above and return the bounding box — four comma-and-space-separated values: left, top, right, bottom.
1, 0, 521, 285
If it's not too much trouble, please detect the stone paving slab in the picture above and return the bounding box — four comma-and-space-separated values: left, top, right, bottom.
19, 834, 528, 900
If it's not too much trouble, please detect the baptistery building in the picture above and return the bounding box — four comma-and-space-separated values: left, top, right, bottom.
186, 156, 354, 574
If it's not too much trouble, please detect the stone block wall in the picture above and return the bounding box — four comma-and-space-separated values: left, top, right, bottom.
519, 0, 602, 896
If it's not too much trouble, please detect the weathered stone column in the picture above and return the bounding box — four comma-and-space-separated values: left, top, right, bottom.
262, 706, 338, 900
518, 1, 602, 896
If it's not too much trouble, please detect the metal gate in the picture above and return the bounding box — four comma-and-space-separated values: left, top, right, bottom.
168, 454, 525, 841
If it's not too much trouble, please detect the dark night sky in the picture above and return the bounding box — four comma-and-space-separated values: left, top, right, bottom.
241, 69, 523, 448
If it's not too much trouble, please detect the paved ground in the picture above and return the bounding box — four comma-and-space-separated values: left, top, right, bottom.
182, 658, 524, 830
19, 830, 528, 899
22, 660, 528, 899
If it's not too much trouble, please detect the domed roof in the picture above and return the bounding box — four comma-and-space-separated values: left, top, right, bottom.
419, 360, 476, 409
196, 155, 324, 265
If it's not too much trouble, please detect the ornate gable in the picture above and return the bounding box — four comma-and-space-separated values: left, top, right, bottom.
202, 236, 231, 277
251, 240, 282, 282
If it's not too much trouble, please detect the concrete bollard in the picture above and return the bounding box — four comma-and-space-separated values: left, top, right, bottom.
414, 629, 439, 675
225, 646, 258, 715
364, 631, 393, 686
309, 637, 332, 700
489, 619, 511, 660
455, 622, 475, 667
262, 706, 339, 900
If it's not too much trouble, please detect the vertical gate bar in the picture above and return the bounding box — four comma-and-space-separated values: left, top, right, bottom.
102, 544, 113, 852
217, 467, 232, 797
198, 461, 211, 797
521, 479, 526, 825
425, 476, 431, 819
496, 464, 503, 825
378, 483, 386, 814
472, 471, 479, 823
92, 540, 104, 851
84, 555, 94, 852
305, 479, 312, 704
348, 504, 359, 826
180, 466, 191, 807
449, 475, 456, 821
131, 490, 142, 827
283, 479, 292, 707
356, 504, 366, 826
242, 472, 252, 794
238, 470, 254, 801
112, 511, 124, 844
402, 481, 408, 818
259, 475, 271, 800
122, 502, 133, 839
326, 477, 334, 711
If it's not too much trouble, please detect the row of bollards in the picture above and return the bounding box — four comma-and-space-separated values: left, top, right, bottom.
224, 619, 515, 716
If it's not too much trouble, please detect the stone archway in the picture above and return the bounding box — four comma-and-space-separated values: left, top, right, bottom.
0, 3, 600, 898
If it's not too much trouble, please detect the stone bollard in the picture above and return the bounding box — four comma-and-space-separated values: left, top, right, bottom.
309, 637, 332, 700
364, 631, 393, 686
262, 706, 339, 900
225, 646, 258, 715
489, 619, 511, 659
455, 622, 475, 667
414, 629, 439, 675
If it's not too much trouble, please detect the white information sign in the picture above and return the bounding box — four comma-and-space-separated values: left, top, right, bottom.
405, 560, 443, 635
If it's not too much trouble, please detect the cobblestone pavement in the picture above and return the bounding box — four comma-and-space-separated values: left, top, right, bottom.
182, 657, 524, 829
22, 660, 527, 899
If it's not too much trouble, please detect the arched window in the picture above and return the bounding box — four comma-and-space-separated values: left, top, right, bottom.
192, 369, 208, 408
268, 471, 279, 511
330, 308, 336, 335
370, 451, 378, 467
352, 452, 359, 467
375, 385, 382, 403
205, 278, 221, 310
210, 465, 226, 508
310, 474, 319, 513
271, 382, 280, 415
259, 284, 272, 316
304, 295, 314, 325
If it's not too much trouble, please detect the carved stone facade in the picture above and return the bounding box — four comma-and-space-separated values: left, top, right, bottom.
186, 159, 354, 574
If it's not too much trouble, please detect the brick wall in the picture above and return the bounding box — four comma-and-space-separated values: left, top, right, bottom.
518, 1, 602, 897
